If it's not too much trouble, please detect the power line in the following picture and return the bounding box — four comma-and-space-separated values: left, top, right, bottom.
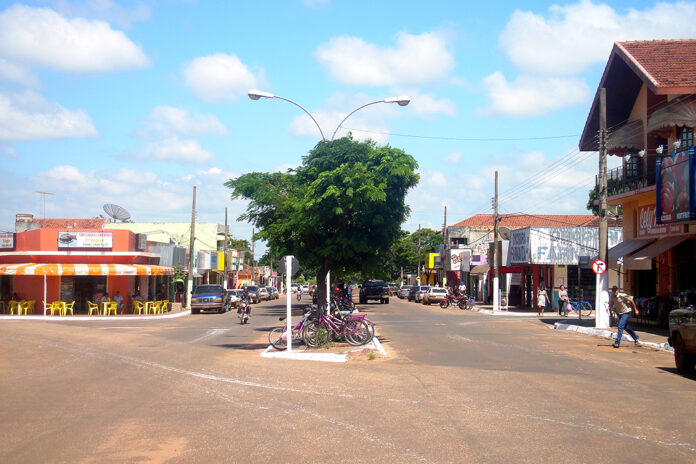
343, 127, 580, 142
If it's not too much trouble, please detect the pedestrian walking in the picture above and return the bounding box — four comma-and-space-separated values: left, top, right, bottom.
537, 286, 549, 316
558, 285, 569, 316
609, 285, 640, 348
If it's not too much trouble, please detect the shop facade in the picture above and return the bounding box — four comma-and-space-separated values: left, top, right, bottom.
0, 228, 172, 315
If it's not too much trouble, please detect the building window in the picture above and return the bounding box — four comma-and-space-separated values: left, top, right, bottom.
678, 126, 693, 149
625, 153, 641, 178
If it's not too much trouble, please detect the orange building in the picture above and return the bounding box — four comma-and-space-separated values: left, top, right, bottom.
0, 226, 172, 315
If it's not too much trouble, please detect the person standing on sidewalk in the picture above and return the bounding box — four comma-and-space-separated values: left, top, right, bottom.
537, 286, 550, 316
609, 285, 640, 348
558, 285, 569, 316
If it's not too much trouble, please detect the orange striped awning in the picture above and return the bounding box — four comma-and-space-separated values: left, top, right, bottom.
0, 263, 173, 276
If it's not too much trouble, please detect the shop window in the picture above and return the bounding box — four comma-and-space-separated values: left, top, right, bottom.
678, 126, 693, 150
625, 153, 642, 178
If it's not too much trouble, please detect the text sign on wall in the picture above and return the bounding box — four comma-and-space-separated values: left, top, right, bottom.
57, 231, 113, 249
637, 204, 683, 237
0, 233, 15, 249
510, 227, 623, 265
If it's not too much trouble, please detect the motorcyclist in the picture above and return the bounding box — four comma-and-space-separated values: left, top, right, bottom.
238, 287, 251, 319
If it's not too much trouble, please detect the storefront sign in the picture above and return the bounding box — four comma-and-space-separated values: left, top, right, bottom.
0, 233, 15, 249
197, 251, 211, 270
656, 148, 696, 224
57, 231, 113, 249
510, 227, 622, 265
446, 249, 471, 271
637, 204, 683, 237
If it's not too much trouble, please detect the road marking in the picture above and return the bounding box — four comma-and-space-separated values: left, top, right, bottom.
189, 328, 229, 344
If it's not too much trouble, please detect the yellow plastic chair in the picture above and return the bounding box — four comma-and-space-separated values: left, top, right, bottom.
87, 301, 100, 316
18, 301, 29, 315
144, 301, 156, 314
43, 301, 61, 316
26, 300, 36, 314
63, 301, 75, 316
9, 300, 20, 315
159, 300, 169, 314
131, 300, 144, 315
105, 301, 118, 316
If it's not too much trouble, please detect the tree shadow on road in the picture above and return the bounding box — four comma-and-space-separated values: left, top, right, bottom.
214, 343, 269, 350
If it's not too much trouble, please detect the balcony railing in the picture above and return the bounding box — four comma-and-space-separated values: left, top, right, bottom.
595, 157, 656, 197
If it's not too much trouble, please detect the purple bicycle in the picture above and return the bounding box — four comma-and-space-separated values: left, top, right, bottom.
302, 307, 373, 347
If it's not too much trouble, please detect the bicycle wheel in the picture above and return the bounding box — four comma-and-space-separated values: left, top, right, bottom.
268, 327, 288, 350
345, 320, 373, 346
302, 320, 324, 347
580, 301, 593, 317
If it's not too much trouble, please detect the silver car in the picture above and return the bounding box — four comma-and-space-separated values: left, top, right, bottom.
257, 287, 269, 301
415, 286, 432, 303
399, 285, 414, 299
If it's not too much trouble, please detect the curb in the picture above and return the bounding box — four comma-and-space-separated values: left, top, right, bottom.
0, 310, 191, 322
553, 322, 673, 352
260, 335, 387, 363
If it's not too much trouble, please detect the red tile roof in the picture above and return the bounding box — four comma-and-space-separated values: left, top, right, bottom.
618, 40, 696, 91
33, 218, 108, 229
453, 214, 598, 228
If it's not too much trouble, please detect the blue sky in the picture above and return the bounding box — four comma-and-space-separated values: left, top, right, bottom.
1, 0, 695, 253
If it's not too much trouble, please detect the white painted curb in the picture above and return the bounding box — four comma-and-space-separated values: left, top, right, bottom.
553, 322, 673, 352
260, 334, 387, 363
0, 310, 192, 322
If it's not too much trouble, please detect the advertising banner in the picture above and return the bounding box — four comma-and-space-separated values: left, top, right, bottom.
637, 204, 683, 237
446, 249, 471, 271
656, 148, 695, 224
0, 233, 15, 249
57, 231, 113, 249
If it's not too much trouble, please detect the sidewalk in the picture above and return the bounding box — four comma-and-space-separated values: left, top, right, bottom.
470, 304, 672, 352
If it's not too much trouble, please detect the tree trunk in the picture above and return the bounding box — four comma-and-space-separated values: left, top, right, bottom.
315, 260, 330, 311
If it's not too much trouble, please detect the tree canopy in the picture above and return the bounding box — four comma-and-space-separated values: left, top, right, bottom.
380, 227, 441, 280
226, 136, 419, 297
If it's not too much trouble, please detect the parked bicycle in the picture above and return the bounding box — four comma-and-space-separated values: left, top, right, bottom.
268, 307, 313, 350
568, 300, 593, 318
302, 306, 373, 347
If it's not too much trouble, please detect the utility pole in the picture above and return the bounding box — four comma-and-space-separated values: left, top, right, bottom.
186, 186, 197, 309
442, 206, 447, 287
493, 171, 499, 311
417, 224, 422, 285
223, 207, 228, 290
251, 228, 255, 285
596, 87, 610, 328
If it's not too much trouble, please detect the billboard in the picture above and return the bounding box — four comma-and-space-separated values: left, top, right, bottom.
446, 249, 471, 271
57, 231, 113, 249
656, 147, 696, 224
0, 233, 15, 249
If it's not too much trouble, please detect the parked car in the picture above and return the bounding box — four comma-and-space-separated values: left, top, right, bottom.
668, 306, 696, 373
290, 283, 299, 293
191, 284, 229, 314
227, 289, 241, 308
301, 284, 310, 294
415, 286, 432, 303
243, 285, 261, 304
257, 287, 270, 301
266, 286, 279, 299
422, 287, 449, 305
387, 283, 399, 296
399, 285, 414, 299
407, 286, 418, 301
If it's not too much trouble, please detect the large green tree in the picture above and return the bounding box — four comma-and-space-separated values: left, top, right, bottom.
226, 136, 419, 302
381, 227, 441, 280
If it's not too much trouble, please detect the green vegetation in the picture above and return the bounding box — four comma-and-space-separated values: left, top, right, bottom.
226, 136, 419, 302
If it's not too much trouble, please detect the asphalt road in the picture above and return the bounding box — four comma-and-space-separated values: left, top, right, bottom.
1, 295, 694, 463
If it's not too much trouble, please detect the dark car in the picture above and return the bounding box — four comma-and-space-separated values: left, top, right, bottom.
191, 284, 229, 314
668, 306, 696, 373
359, 280, 389, 304
243, 285, 261, 304
407, 286, 418, 302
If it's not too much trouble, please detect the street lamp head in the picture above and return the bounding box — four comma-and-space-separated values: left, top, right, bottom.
248, 89, 275, 100
384, 96, 411, 106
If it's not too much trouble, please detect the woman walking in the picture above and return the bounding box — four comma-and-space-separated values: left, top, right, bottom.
558, 285, 569, 316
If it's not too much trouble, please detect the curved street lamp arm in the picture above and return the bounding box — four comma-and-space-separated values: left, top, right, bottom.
274, 95, 326, 141
331, 100, 382, 141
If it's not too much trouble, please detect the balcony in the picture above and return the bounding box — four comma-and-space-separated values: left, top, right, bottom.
595, 155, 656, 198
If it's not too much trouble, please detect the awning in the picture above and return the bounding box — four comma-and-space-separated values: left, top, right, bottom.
0, 263, 173, 276
608, 238, 656, 261
607, 120, 644, 151
624, 235, 693, 270
647, 98, 696, 132
470, 263, 490, 274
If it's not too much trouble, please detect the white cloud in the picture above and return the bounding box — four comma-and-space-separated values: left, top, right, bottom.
53, 0, 151, 29
147, 106, 229, 137
0, 4, 149, 72
401, 90, 456, 118
443, 152, 462, 164
481, 71, 590, 118
182, 53, 263, 103
0, 58, 40, 88
500, 0, 696, 75
0, 91, 98, 140
139, 136, 214, 164
315, 30, 455, 86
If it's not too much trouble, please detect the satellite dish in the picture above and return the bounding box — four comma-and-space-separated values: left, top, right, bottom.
498, 226, 512, 240
103, 203, 131, 222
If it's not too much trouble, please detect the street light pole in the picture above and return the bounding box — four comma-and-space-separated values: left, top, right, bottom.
331, 96, 410, 140
248, 90, 326, 141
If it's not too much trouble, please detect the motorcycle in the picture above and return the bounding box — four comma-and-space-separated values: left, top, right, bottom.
238, 299, 251, 324
440, 293, 466, 309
